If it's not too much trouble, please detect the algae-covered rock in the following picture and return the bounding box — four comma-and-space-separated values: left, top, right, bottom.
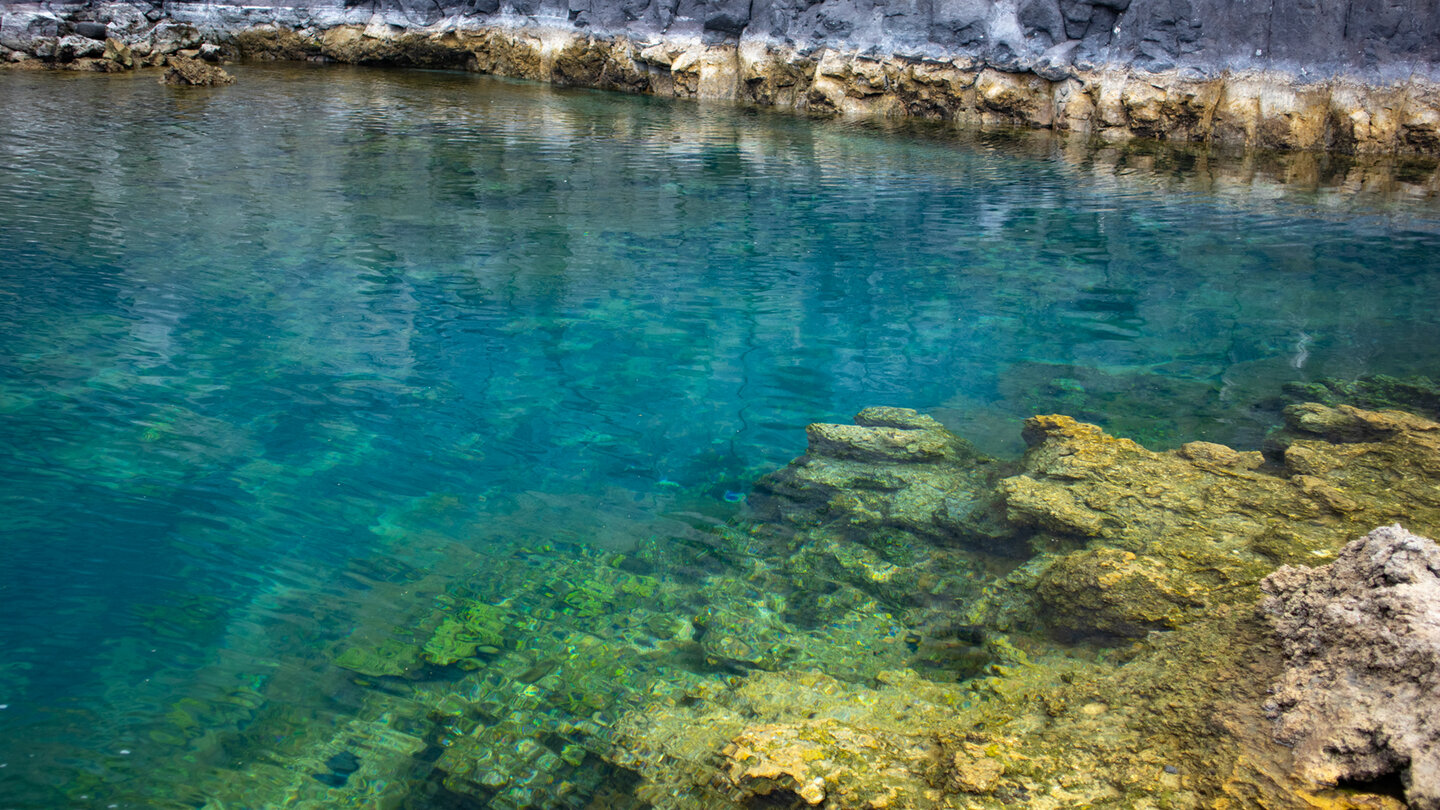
422, 601, 509, 666
610, 669, 969, 809
160, 54, 233, 85
1262, 524, 1440, 809
752, 406, 1022, 557
1282, 374, 1440, 422
1269, 404, 1440, 531
1002, 409, 1440, 638
692, 604, 796, 671
718, 719, 941, 808
1034, 548, 1203, 638
334, 636, 423, 678
606, 404, 1440, 808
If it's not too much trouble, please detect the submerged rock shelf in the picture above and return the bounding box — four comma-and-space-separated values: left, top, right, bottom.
105, 385, 1440, 809
5, 0, 1440, 154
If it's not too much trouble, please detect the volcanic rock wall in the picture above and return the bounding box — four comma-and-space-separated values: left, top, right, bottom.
4, 0, 1440, 151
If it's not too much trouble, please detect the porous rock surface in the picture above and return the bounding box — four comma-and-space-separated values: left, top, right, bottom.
759, 403, 1440, 640
4, 0, 1440, 152
1262, 524, 1440, 809
160, 53, 234, 84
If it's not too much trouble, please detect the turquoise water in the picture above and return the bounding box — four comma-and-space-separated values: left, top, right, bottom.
1, 63, 1439, 807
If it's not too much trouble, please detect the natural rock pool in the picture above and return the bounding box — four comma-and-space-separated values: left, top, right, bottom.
2, 63, 1440, 808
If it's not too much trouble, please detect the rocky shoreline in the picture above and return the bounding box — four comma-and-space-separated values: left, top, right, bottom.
5, 0, 1440, 153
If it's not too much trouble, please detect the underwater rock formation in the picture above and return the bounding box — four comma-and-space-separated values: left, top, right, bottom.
1262, 524, 1440, 809
762, 401, 1440, 641
1283, 375, 1440, 424
160, 53, 234, 84
752, 406, 1019, 556
604, 403, 1440, 808
5, 0, 1440, 152
1012, 406, 1440, 639
610, 668, 972, 808
72, 402, 1440, 808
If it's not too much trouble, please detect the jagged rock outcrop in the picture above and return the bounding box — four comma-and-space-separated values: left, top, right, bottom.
1005, 406, 1440, 639
4, 0, 1440, 152
755, 402, 1440, 641
1261, 524, 1440, 809
160, 53, 234, 84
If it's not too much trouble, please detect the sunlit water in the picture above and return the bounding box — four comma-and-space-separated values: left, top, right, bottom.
2, 63, 1439, 807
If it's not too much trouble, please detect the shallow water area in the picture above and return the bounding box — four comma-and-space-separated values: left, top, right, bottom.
2, 62, 1440, 807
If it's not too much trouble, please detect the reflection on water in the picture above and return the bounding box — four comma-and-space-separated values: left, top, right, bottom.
0, 63, 1439, 807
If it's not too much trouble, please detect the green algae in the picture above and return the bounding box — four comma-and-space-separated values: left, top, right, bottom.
336, 637, 424, 678
423, 602, 510, 666
1283, 374, 1440, 421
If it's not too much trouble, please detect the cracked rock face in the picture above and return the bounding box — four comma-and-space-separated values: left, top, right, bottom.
4, 0, 1440, 152
1261, 524, 1440, 809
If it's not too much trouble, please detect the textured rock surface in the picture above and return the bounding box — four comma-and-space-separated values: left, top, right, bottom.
603, 405, 1440, 808
5, 0, 1440, 151
610, 668, 968, 808
1262, 524, 1440, 808
609, 606, 1368, 809
751, 406, 1019, 556
1004, 406, 1440, 638
160, 53, 234, 84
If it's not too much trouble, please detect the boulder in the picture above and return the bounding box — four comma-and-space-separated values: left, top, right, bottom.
1262, 525, 1440, 808
161, 55, 235, 86
72, 21, 108, 40
53, 34, 105, 61
103, 38, 133, 69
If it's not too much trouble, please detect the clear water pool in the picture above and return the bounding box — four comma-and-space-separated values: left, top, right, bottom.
1, 62, 1438, 807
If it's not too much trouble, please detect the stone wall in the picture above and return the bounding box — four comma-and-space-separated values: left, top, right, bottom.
4, 0, 1440, 152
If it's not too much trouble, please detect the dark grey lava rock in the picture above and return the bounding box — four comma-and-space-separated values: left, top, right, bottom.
72, 21, 109, 40
7, 0, 1440, 81
1261, 524, 1440, 809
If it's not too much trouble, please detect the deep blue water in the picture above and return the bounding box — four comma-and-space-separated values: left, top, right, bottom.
1, 63, 1439, 807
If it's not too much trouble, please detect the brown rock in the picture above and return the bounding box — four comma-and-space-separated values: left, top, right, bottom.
161, 55, 234, 86
102, 38, 133, 69
950, 744, 1004, 794
1036, 548, 1203, 638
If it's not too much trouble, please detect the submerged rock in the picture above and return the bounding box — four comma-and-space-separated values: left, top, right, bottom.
132, 402, 1440, 809
1283, 375, 1440, 423
752, 406, 1021, 556
611, 669, 968, 809
161, 54, 233, 86
604, 403, 1440, 808
1262, 524, 1440, 809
